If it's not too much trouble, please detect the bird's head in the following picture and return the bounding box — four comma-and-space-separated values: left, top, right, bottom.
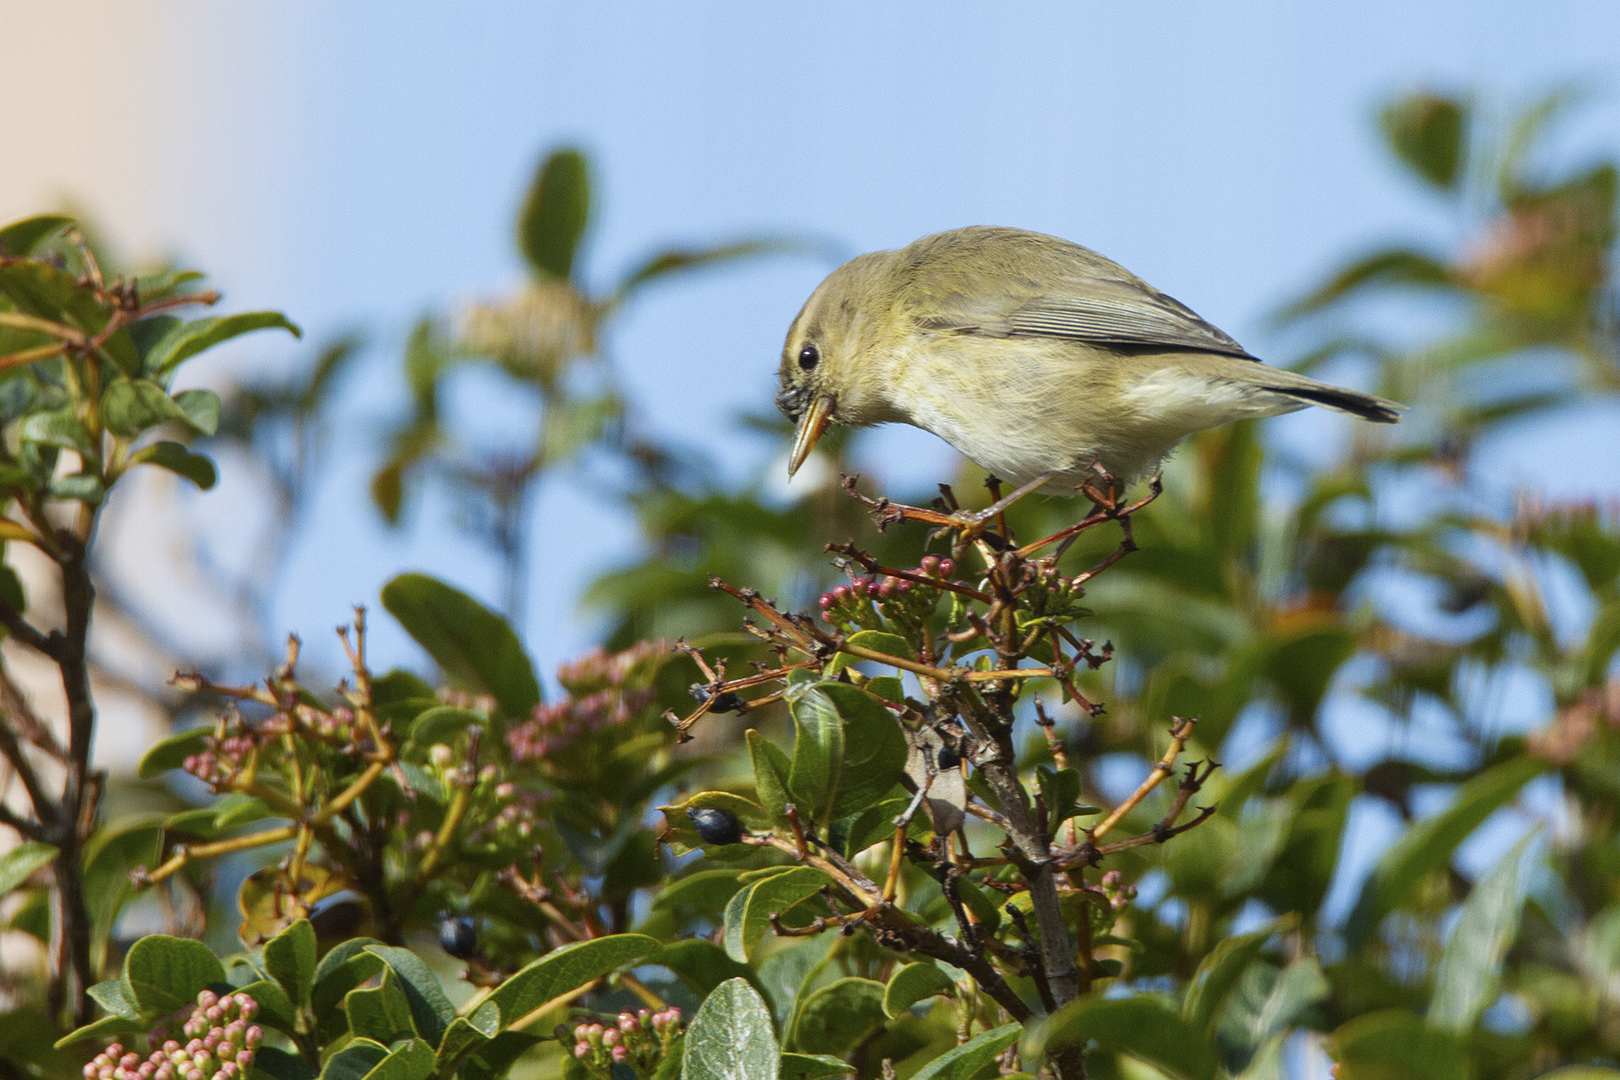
776, 250, 903, 477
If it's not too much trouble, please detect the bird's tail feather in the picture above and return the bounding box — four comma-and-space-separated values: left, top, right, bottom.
1237, 364, 1403, 423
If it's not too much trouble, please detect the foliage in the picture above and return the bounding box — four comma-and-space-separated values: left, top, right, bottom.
3, 88, 1619, 1080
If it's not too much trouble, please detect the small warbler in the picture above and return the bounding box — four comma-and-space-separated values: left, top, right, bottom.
776, 226, 1401, 493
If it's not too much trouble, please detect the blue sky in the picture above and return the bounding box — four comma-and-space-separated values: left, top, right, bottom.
3, 0, 1618, 681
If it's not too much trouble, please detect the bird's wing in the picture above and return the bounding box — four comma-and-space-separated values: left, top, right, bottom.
913, 261, 1258, 361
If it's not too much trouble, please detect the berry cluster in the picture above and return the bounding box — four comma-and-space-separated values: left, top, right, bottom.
569, 1008, 683, 1079
86, 991, 262, 1080
508, 643, 663, 762
1091, 870, 1139, 933
181, 733, 256, 788
818, 556, 957, 633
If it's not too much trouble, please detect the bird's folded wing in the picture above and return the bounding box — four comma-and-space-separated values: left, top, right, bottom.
917, 273, 1259, 361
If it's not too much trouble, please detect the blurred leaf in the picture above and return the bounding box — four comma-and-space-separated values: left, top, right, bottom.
0, 840, 57, 895
381, 573, 541, 717
883, 962, 954, 1018
792, 977, 885, 1057
0, 214, 73, 256
646, 940, 772, 1012
20, 408, 97, 458
1380, 93, 1469, 189
826, 630, 915, 674
518, 148, 591, 281
119, 934, 226, 1015
172, 388, 221, 435
1182, 921, 1285, 1036
1277, 249, 1452, 322
1330, 1010, 1467, 1080
1349, 755, 1542, 946
1024, 997, 1215, 1080
1429, 832, 1534, 1033
131, 440, 217, 489
779, 1053, 854, 1080
616, 238, 802, 299
914, 1023, 1022, 1080
683, 977, 779, 1080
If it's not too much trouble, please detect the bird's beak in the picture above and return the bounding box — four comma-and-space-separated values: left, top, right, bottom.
787, 394, 835, 478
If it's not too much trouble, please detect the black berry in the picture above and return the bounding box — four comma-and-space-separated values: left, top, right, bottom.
438, 912, 478, 960
936, 745, 961, 770
687, 807, 744, 845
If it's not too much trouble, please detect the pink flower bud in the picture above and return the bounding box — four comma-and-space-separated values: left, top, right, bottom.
236, 1053, 253, 1070
85, 1065, 100, 1078
618, 1014, 640, 1033
920, 555, 939, 575
611, 1046, 628, 1063
573, 1044, 591, 1059
819, 594, 833, 609
197, 992, 218, 1010
939, 558, 955, 576
601, 1029, 620, 1047
121, 1055, 140, 1070
832, 585, 849, 601
216, 1043, 233, 1061
243, 1028, 262, 1050
574, 1024, 590, 1042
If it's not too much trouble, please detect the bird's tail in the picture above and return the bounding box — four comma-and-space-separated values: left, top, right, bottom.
1240, 365, 1403, 423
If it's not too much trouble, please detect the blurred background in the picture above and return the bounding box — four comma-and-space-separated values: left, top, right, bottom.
3, 3, 1620, 1074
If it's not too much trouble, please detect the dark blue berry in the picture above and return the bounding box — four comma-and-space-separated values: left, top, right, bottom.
936, 745, 961, 770
438, 912, 478, 960
687, 807, 744, 845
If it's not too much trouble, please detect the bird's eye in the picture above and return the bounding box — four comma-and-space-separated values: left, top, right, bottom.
798, 343, 819, 371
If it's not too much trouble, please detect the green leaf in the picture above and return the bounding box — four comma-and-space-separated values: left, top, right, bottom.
0, 215, 73, 256
234, 978, 298, 1036
119, 934, 227, 1015
748, 730, 794, 817
1330, 1010, 1467, 1080
54, 1013, 148, 1048
616, 238, 799, 298
663, 791, 777, 838
48, 473, 105, 504
366, 1038, 436, 1080
913, 1023, 1022, 1080
723, 867, 830, 963
434, 1017, 493, 1072
172, 388, 221, 435
254, 1047, 317, 1080
1182, 922, 1282, 1036
789, 684, 907, 823
1380, 93, 1468, 189
130, 440, 217, 489
0, 840, 57, 895
518, 148, 591, 281
319, 1038, 390, 1080
792, 977, 886, 1056
380, 573, 540, 718
86, 979, 138, 1020
346, 968, 421, 1045
683, 977, 779, 1080
778, 1053, 854, 1080
263, 917, 317, 1007
312, 940, 386, 1043
474, 934, 657, 1031
101, 378, 195, 436
1429, 832, 1534, 1033
1349, 756, 1542, 946
883, 962, 954, 1018
19, 408, 97, 458
1035, 765, 1085, 825
652, 870, 748, 914
826, 630, 915, 674
142, 311, 302, 377
646, 940, 771, 1011
1023, 997, 1215, 1080
138, 726, 209, 778
406, 706, 485, 750
1278, 248, 1453, 322
363, 946, 454, 1049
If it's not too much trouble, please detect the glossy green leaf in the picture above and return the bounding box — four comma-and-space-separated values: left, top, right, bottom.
130, 440, 217, 489
788, 686, 841, 821
362, 946, 454, 1049
723, 867, 830, 963
748, 729, 794, 817
263, 917, 317, 1007
318, 1037, 389, 1080
381, 573, 540, 718
518, 148, 590, 280
788, 683, 907, 823
475, 933, 657, 1031
778, 1053, 854, 1080
119, 934, 227, 1015
883, 962, 954, 1018
1429, 832, 1534, 1033
1023, 997, 1214, 1080
345, 967, 417, 1043
1349, 756, 1542, 946
362, 1037, 434, 1080
53, 1013, 148, 1048
251, 1048, 317, 1080
434, 1017, 493, 1071
312, 941, 386, 1043
1330, 1010, 1467, 1080
234, 979, 298, 1037
792, 977, 886, 1057
0, 840, 57, 895
683, 977, 779, 1080
662, 790, 776, 838
142, 311, 302, 377
914, 1023, 1022, 1080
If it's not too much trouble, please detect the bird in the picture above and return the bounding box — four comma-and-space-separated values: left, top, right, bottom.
776, 226, 1400, 496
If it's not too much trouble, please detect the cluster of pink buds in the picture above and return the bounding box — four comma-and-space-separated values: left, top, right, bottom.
569, 1008, 683, 1079
1091, 870, 1139, 931
182, 734, 255, 788
87, 991, 263, 1080
308, 706, 357, 741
